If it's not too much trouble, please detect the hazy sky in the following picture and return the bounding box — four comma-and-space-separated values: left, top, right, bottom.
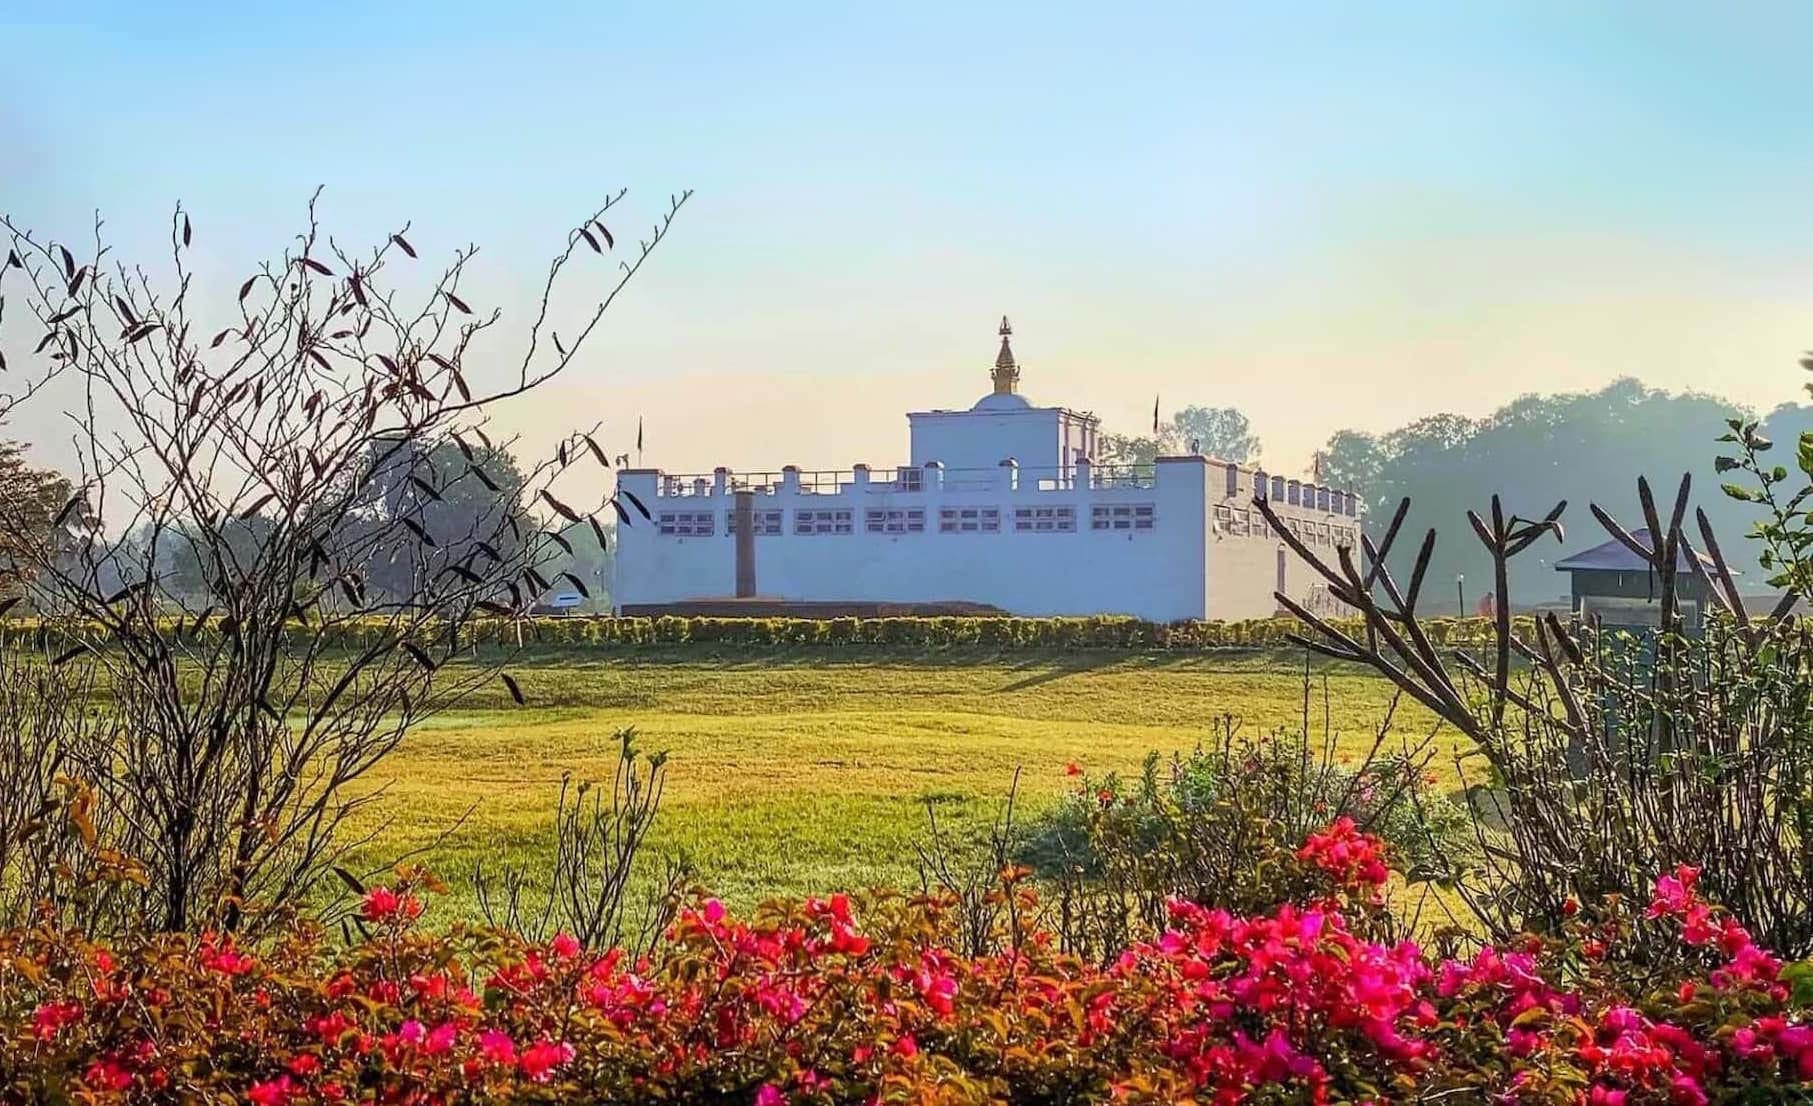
7, 1, 1813, 486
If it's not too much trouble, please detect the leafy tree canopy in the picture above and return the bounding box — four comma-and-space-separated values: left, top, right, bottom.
1318, 378, 1797, 608
1099, 405, 1260, 465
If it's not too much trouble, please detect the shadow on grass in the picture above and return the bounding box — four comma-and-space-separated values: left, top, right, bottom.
994, 652, 1127, 693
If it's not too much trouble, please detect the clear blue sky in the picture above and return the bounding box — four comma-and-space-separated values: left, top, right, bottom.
6, 1, 1813, 478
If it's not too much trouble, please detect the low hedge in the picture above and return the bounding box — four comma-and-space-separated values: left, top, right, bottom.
0, 614, 1537, 653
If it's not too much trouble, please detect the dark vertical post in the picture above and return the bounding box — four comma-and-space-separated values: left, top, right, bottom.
734, 490, 756, 599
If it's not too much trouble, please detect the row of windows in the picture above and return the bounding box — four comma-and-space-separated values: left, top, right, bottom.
1213, 504, 1358, 548
727, 509, 784, 536
1016, 506, 1074, 533
940, 506, 999, 533
656, 511, 717, 537
658, 505, 1158, 537
867, 508, 926, 533
1093, 504, 1155, 531
795, 508, 853, 535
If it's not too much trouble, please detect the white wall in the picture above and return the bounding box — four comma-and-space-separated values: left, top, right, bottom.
908, 408, 1065, 473
1202, 468, 1364, 620
615, 457, 1363, 622
619, 460, 1203, 620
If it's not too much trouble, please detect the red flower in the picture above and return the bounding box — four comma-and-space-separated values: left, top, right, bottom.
478, 1028, 516, 1067
1297, 818, 1390, 889
519, 1039, 574, 1082
83, 1058, 133, 1092
286, 1053, 320, 1078
32, 1001, 83, 1040
246, 1075, 298, 1106
1646, 865, 1701, 919
361, 885, 423, 923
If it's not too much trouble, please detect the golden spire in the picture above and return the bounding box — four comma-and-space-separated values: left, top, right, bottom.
991, 315, 1020, 395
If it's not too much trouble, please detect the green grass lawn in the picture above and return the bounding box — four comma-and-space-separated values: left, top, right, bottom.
345, 648, 1452, 921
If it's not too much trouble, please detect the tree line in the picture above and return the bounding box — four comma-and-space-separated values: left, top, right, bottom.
1091, 379, 1789, 610
1317, 377, 1799, 607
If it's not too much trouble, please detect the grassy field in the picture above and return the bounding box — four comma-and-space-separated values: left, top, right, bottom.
346, 648, 1456, 920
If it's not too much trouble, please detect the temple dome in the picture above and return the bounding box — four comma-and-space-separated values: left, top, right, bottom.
972, 391, 1033, 412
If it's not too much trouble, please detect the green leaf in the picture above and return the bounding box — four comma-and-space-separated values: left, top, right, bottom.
1721, 482, 1760, 503
1782, 960, 1813, 1007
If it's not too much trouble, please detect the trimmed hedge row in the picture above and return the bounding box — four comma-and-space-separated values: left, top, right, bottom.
494, 613, 1538, 650
0, 613, 1537, 652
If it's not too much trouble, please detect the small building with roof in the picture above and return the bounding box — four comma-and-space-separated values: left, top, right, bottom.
612, 319, 1365, 622
1553, 528, 1722, 631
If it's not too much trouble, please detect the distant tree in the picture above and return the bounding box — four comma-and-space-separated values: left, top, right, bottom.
541, 517, 614, 611
353, 438, 532, 607
1315, 429, 1385, 496
1097, 432, 1165, 466
152, 516, 275, 605
0, 441, 80, 598
1170, 405, 1260, 462
1097, 405, 1259, 465
1318, 378, 1770, 609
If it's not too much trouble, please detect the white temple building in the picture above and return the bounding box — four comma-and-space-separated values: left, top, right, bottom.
612, 320, 1362, 622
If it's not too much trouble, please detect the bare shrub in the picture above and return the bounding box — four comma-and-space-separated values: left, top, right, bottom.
913, 769, 1031, 958
1266, 459, 1813, 953
474, 729, 686, 955
0, 190, 686, 931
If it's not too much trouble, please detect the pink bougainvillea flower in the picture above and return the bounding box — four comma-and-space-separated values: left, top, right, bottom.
478, 1028, 517, 1066
519, 1039, 574, 1082
245, 1075, 297, 1106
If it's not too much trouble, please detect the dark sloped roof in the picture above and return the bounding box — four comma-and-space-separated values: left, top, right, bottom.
1553, 528, 1722, 574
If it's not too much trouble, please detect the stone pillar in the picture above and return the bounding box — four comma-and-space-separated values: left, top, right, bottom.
852, 463, 870, 490
923, 461, 945, 492
998, 457, 1019, 492
1075, 457, 1093, 490
734, 490, 756, 599
781, 465, 801, 494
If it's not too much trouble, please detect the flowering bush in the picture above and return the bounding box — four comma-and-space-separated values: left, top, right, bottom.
1020, 736, 1466, 955
6, 836, 1813, 1104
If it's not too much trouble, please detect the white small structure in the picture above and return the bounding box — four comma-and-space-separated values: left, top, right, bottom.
614, 319, 1362, 622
